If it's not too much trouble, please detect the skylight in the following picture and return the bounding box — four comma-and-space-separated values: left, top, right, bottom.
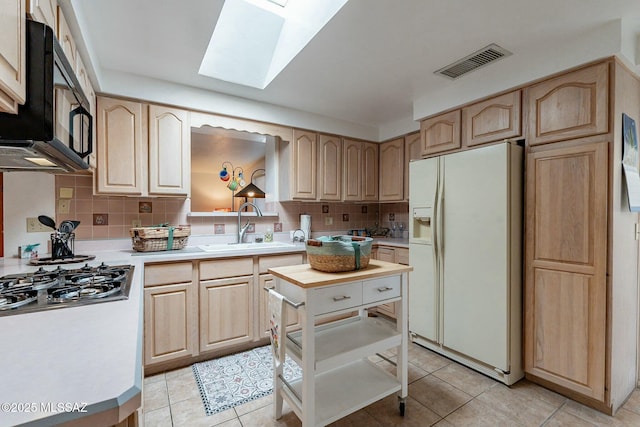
199, 0, 349, 89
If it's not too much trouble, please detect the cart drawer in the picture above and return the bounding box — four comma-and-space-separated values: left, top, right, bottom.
363, 276, 401, 304
311, 282, 362, 315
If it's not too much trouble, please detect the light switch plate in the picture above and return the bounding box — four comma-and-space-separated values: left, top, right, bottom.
324, 217, 333, 225
132, 219, 142, 228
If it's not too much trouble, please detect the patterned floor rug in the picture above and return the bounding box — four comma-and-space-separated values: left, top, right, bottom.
193, 345, 302, 416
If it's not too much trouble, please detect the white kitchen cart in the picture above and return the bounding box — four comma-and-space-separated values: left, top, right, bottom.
267, 260, 412, 427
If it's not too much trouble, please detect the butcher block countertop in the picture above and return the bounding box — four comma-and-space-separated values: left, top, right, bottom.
268, 259, 412, 288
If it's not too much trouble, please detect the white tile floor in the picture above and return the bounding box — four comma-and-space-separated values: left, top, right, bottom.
143, 343, 640, 427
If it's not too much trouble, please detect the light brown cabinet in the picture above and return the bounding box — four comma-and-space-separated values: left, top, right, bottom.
524, 140, 608, 401
462, 90, 522, 147
259, 274, 301, 338
404, 132, 421, 200
370, 246, 409, 319
420, 110, 461, 156
317, 134, 342, 201
56, 9, 77, 71
343, 139, 379, 201
96, 97, 190, 196
148, 105, 191, 196
342, 138, 362, 201
290, 129, 317, 200
526, 62, 608, 146
379, 138, 404, 201
27, 0, 57, 34
0, 0, 26, 114
96, 97, 147, 195
199, 258, 254, 352
143, 262, 195, 367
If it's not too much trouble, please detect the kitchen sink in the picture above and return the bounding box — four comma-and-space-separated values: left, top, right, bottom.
197, 241, 299, 252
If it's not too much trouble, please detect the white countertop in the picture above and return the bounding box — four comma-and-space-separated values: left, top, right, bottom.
0, 241, 309, 426
0, 255, 144, 427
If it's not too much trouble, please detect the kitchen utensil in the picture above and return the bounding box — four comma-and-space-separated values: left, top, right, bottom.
59, 220, 75, 233
37, 215, 56, 230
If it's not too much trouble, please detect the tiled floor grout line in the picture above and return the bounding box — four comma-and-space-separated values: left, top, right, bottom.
540, 401, 568, 427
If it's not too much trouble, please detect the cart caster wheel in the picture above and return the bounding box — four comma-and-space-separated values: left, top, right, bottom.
399, 401, 405, 416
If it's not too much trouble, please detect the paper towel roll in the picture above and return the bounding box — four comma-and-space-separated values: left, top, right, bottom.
300, 214, 311, 241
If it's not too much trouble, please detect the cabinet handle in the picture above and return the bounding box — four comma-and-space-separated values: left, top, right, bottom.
332, 295, 351, 302
377, 287, 394, 292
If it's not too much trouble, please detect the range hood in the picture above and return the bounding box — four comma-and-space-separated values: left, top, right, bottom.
0, 140, 90, 172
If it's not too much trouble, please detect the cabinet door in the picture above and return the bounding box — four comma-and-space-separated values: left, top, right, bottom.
0, 0, 25, 114
56, 9, 77, 68
526, 62, 608, 146
362, 142, 379, 201
26, 0, 57, 34
343, 139, 362, 201
144, 283, 195, 366
291, 129, 317, 199
420, 110, 461, 156
371, 246, 397, 318
259, 274, 301, 338
524, 140, 608, 401
376, 247, 395, 263
462, 90, 521, 147
148, 105, 190, 196
379, 138, 404, 201
318, 134, 342, 201
96, 97, 147, 195
200, 276, 253, 352
404, 132, 421, 200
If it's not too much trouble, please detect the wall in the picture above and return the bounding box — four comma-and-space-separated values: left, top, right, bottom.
611, 60, 640, 401
3, 172, 56, 258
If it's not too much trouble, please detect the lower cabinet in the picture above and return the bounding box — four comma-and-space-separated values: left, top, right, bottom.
200, 275, 253, 352
259, 274, 301, 338
143, 253, 304, 372
370, 246, 409, 319
143, 262, 195, 367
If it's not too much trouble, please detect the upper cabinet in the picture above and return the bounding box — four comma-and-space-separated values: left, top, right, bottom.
342, 139, 378, 201
148, 105, 191, 196
0, 0, 26, 114
96, 97, 191, 197
379, 138, 404, 201
27, 0, 57, 34
56, 9, 77, 70
318, 134, 342, 201
526, 62, 609, 146
404, 132, 421, 201
96, 97, 147, 195
362, 142, 378, 201
290, 129, 317, 200
420, 110, 461, 156
462, 90, 522, 147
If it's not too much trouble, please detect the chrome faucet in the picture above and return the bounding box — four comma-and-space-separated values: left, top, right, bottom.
237, 202, 263, 243
292, 229, 306, 242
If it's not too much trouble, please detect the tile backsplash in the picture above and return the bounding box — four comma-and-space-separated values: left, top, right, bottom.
55, 175, 408, 240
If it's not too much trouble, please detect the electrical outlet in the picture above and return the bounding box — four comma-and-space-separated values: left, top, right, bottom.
58, 199, 70, 214
324, 216, 333, 225
131, 219, 142, 228
26, 217, 51, 233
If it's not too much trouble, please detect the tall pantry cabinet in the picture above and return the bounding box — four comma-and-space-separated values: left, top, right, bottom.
523, 59, 639, 415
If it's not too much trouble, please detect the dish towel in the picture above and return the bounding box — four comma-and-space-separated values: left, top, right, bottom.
268, 289, 287, 368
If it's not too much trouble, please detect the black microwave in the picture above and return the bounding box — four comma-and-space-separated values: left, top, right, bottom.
0, 20, 92, 172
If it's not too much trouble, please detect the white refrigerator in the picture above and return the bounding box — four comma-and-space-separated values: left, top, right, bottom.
408, 142, 523, 385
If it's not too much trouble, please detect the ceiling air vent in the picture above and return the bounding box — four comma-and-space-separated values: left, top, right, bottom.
435, 44, 512, 79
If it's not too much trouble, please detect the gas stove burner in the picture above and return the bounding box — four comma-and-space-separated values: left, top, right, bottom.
0, 291, 38, 310
0, 263, 134, 316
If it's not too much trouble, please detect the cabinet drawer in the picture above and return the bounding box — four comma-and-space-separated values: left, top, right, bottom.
311, 282, 362, 315
395, 248, 409, 265
363, 276, 401, 304
145, 262, 192, 287
200, 258, 253, 280
259, 253, 303, 273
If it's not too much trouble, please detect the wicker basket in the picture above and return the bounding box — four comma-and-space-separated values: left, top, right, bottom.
130, 225, 191, 252
306, 235, 373, 272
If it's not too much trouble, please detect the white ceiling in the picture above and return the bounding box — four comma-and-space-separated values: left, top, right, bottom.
66, 0, 640, 138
